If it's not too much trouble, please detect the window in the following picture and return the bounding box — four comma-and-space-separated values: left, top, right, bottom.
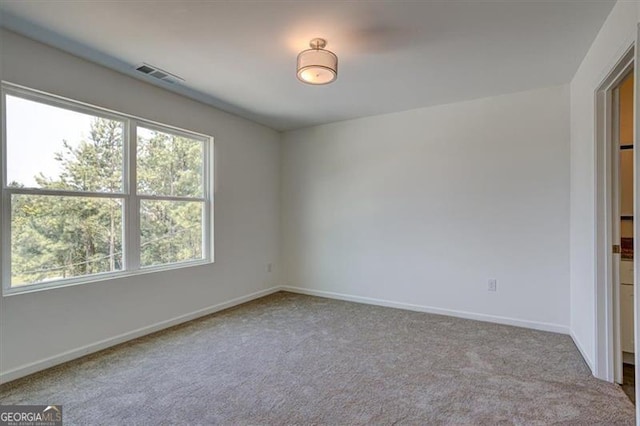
1, 83, 213, 293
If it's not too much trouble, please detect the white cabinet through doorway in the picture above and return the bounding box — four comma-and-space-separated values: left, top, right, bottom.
621, 260, 634, 357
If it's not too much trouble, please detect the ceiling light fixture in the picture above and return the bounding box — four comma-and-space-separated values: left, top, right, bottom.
296, 38, 338, 85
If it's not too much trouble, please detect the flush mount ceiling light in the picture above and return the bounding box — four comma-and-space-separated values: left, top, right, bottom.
296, 38, 338, 85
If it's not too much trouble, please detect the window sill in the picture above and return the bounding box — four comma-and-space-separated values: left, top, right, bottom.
2, 259, 214, 297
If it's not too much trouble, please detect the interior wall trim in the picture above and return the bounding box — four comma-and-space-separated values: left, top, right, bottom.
1, 285, 576, 385
0, 286, 282, 384
280, 286, 570, 335
570, 329, 595, 372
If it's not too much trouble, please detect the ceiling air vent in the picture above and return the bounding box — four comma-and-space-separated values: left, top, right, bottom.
135, 63, 184, 84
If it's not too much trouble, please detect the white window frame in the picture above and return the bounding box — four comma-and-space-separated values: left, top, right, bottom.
1, 82, 214, 295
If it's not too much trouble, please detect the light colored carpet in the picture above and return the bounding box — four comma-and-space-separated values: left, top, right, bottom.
0, 291, 635, 425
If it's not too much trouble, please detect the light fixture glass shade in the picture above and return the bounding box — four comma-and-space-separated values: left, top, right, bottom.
297, 41, 338, 85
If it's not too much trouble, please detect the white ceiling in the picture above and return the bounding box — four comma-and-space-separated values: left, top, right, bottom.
0, 0, 615, 131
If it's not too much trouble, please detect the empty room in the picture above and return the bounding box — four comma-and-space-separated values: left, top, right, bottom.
0, 0, 640, 424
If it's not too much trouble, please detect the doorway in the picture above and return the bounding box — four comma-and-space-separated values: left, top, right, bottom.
593, 44, 634, 394
615, 71, 635, 403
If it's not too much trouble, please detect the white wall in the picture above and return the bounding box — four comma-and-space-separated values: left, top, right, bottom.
282, 85, 570, 332
569, 0, 639, 374
0, 30, 281, 380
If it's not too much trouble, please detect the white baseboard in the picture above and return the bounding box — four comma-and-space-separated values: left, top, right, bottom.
570, 329, 595, 372
1, 285, 575, 384
281, 286, 570, 335
0, 286, 281, 384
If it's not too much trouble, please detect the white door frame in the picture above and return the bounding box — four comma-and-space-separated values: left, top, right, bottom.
594, 45, 634, 383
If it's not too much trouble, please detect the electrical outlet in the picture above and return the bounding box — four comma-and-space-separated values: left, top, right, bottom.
266, 263, 272, 273
488, 279, 497, 292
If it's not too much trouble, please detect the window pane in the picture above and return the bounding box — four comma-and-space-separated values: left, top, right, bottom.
140, 200, 203, 267
137, 126, 204, 197
11, 194, 123, 286
6, 95, 124, 192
